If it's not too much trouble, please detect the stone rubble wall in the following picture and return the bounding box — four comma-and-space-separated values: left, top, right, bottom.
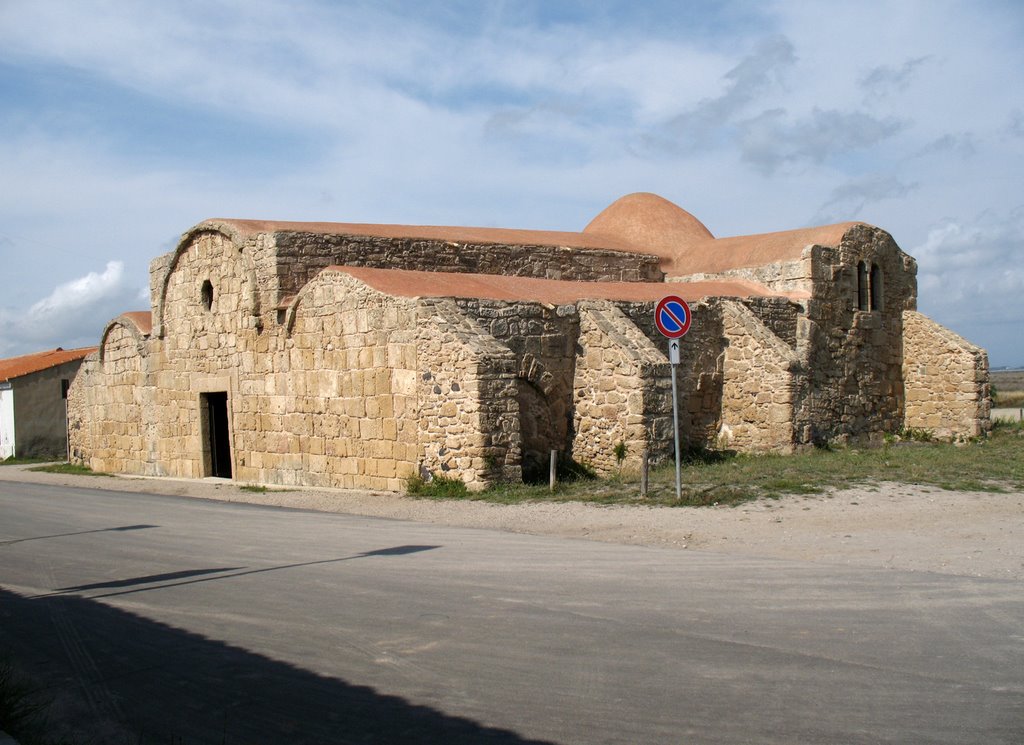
902, 311, 991, 438
453, 298, 577, 480
416, 298, 521, 487
719, 300, 799, 452
573, 301, 671, 474
742, 297, 800, 347
618, 300, 726, 453
792, 226, 917, 445
668, 257, 812, 296
273, 232, 664, 297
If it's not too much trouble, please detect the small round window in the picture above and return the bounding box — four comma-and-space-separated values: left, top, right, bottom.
200, 279, 214, 311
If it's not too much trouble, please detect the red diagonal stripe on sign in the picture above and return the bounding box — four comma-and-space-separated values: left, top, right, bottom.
662, 304, 685, 330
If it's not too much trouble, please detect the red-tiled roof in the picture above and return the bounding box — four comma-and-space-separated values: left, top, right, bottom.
0, 347, 97, 383
583, 192, 715, 272
667, 222, 863, 277
329, 267, 802, 304
204, 218, 641, 254
114, 311, 153, 335
199, 194, 868, 280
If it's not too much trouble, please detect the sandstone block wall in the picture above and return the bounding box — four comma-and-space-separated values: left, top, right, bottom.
69, 320, 154, 475
619, 299, 726, 452
573, 301, 671, 474
719, 300, 799, 452
416, 299, 521, 487
454, 298, 578, 480
902, 311, 991, 438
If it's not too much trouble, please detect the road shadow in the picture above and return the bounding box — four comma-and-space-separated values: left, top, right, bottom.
37, 545, 441, 601
0, 524, 159, 546
0, 586, 556, 744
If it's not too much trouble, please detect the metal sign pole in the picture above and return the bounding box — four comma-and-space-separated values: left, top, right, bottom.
655, 296, 691, 503
669, 340, 681, 500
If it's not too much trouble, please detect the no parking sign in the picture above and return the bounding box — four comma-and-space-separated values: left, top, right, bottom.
655, 295, 691, 339
654, 295, 693, 500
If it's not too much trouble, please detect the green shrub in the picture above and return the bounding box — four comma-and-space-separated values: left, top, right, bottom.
406, 472, 469, 498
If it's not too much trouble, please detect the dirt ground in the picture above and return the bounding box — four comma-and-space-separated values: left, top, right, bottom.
1, 465, 1021, 581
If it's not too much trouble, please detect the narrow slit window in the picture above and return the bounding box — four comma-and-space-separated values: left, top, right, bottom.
857, 261, 870, 311
869, 264, 883, 311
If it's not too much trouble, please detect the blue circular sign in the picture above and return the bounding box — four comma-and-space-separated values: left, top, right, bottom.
655, 296, 692, 338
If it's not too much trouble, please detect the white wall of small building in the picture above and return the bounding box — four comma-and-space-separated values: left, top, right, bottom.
0, 384, 14, 459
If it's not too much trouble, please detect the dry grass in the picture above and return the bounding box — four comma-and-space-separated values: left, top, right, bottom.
433, 423, 1024, 507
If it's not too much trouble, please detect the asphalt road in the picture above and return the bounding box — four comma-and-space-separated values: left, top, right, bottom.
1, 481, 1021, 744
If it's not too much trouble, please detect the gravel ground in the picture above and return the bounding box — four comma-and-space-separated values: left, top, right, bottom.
1, 464, 1021, 581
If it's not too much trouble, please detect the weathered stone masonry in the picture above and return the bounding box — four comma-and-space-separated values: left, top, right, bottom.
69, 192, 990, 491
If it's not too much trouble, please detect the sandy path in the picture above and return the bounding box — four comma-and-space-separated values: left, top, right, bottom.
1, 465, 1021, 581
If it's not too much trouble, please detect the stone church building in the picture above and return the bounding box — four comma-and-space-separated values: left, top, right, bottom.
68, 193, 990, 490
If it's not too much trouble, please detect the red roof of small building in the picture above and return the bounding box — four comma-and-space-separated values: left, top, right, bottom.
0, 347, 97, 383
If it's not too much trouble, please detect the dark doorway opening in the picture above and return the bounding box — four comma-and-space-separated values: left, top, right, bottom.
202, 392, 232, 479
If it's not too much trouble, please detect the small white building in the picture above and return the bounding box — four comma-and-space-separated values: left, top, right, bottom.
0, 347, 96, 460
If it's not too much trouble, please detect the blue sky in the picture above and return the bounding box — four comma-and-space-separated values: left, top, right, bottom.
1, 0, 1022, 365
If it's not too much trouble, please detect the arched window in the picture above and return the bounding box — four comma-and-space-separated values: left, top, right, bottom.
857, 261, 870, 311
200, 279, 214, 311
869, 263, 883, 311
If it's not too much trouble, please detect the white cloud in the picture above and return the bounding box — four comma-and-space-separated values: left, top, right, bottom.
0, 0, 1022, 365
813, 175, 918, 224
913, 208, 1024, 365
859, 56, 931, 98
0, 262, 141, 357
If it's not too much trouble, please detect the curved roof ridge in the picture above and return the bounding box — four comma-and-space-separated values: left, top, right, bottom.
116, 311, 153, 336
198, 218, 642, 254
322, 265, 800, 304
669, 221, 869, 277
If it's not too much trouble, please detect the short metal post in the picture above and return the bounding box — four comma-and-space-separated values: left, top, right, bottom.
640, 448, 649, 498
549, 449, 557, 491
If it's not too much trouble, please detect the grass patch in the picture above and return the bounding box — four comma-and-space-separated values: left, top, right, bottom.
432, 427, 1024, 508
27, 462, 109, 477
0, 457, 50, 466
238, 484, 293, 493
994, 389, 1024, 408
406, 473, 470, 499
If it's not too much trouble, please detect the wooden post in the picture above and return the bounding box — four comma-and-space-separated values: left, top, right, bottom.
549, 449, 557, 491
640, 448, 649, 498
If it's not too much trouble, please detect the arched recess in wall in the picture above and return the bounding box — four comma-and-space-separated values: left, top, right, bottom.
154, 223, 261, 338
98, 313, 151, 364
515, 353, 573, 483
516, 378, 557, 483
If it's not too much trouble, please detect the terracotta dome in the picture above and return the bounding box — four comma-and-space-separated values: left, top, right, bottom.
583, 193, 714, 271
